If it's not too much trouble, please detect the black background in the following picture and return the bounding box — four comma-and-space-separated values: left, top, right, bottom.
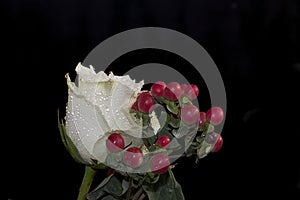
6, 0, 300, 199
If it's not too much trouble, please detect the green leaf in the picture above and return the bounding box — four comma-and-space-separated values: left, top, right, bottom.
157, 127, 173, 139
148, 144, 161, 152
142, 170, 185, 200
144, 172, 160, 184
184, 145, 196, 157
207, 123, 215, 133
166, 101, 179, 115
142, 113, 151, 126
87, 175, 123, 200
127, 172, 142, 181
92, 174, 114, 193
197, 141, 212, 159
154, 96, 166, 104
101, 195, 119, 200
142, 126, 157, 147
179, 95, 193, 106
57, 110, 87, 164
87, 175, 113, 200
121, 179, 130, 195
135, 111, 143, 120
195, 135, 204, 143
198, 122, 215, 133
168, 114, 180, 129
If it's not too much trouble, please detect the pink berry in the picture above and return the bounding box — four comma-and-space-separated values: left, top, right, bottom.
180, 105, 200, 125
106, 133, 125, 153
151, 81, 166, 97
149, 153, 170, 174
181, 83, 188, 91
164, 82, 183, 100
123, 147, 144, 168
206, 106, 224, 125
184, 84, 199, 100
156, 136, 171, 148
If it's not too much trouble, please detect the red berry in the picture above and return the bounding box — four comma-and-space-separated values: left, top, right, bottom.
106, 133, 125, 153
138, 94, 156, 113
131, 92, 149, 112
198, 112, 206, 126
180, 105, 200, 125
151, 81, 166, 97
211, 133, 223, 152
184, 84, 199, 100
131, 101, 139, 111
206, 106, 224, 125
136, 92, 150, 105
164, 82, 183, 100
137, 91, 149, 100
149, 153, 170, 174
156, 136, 171, 148
123, 147, 144, 168
191, 84, 199, 96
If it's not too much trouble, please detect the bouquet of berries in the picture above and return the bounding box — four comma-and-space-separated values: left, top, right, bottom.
58, 63, 224, 200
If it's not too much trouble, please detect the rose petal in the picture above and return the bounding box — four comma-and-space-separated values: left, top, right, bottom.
110, 72, 144, 137
66, 74, 110, 163
75, 62, 110, 83
75, 63, 119, 130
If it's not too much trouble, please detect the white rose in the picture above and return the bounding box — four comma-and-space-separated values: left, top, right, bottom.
64, 63, 144, 164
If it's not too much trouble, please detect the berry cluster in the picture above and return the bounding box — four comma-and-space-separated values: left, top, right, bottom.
105, 81, 224, 174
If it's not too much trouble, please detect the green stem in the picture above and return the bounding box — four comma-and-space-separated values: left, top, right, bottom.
132, 187, 143, 200
77, 166, 97, 200
126, 177, 133, 200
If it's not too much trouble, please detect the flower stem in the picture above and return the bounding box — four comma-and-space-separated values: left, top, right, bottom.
132, 187, 144, 200
126, 177, 133, 200
77, 166, 97, 200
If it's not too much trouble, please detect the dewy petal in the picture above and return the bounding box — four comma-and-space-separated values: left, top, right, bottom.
75, 62, 110, 83
72, 64, 144, 134
109, 72, 144, 95
65, 74, 110, 163
74, 63, 119, 130
110, 72, 144, 137
94, 80, 118, 130
75, 63, 110, 105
